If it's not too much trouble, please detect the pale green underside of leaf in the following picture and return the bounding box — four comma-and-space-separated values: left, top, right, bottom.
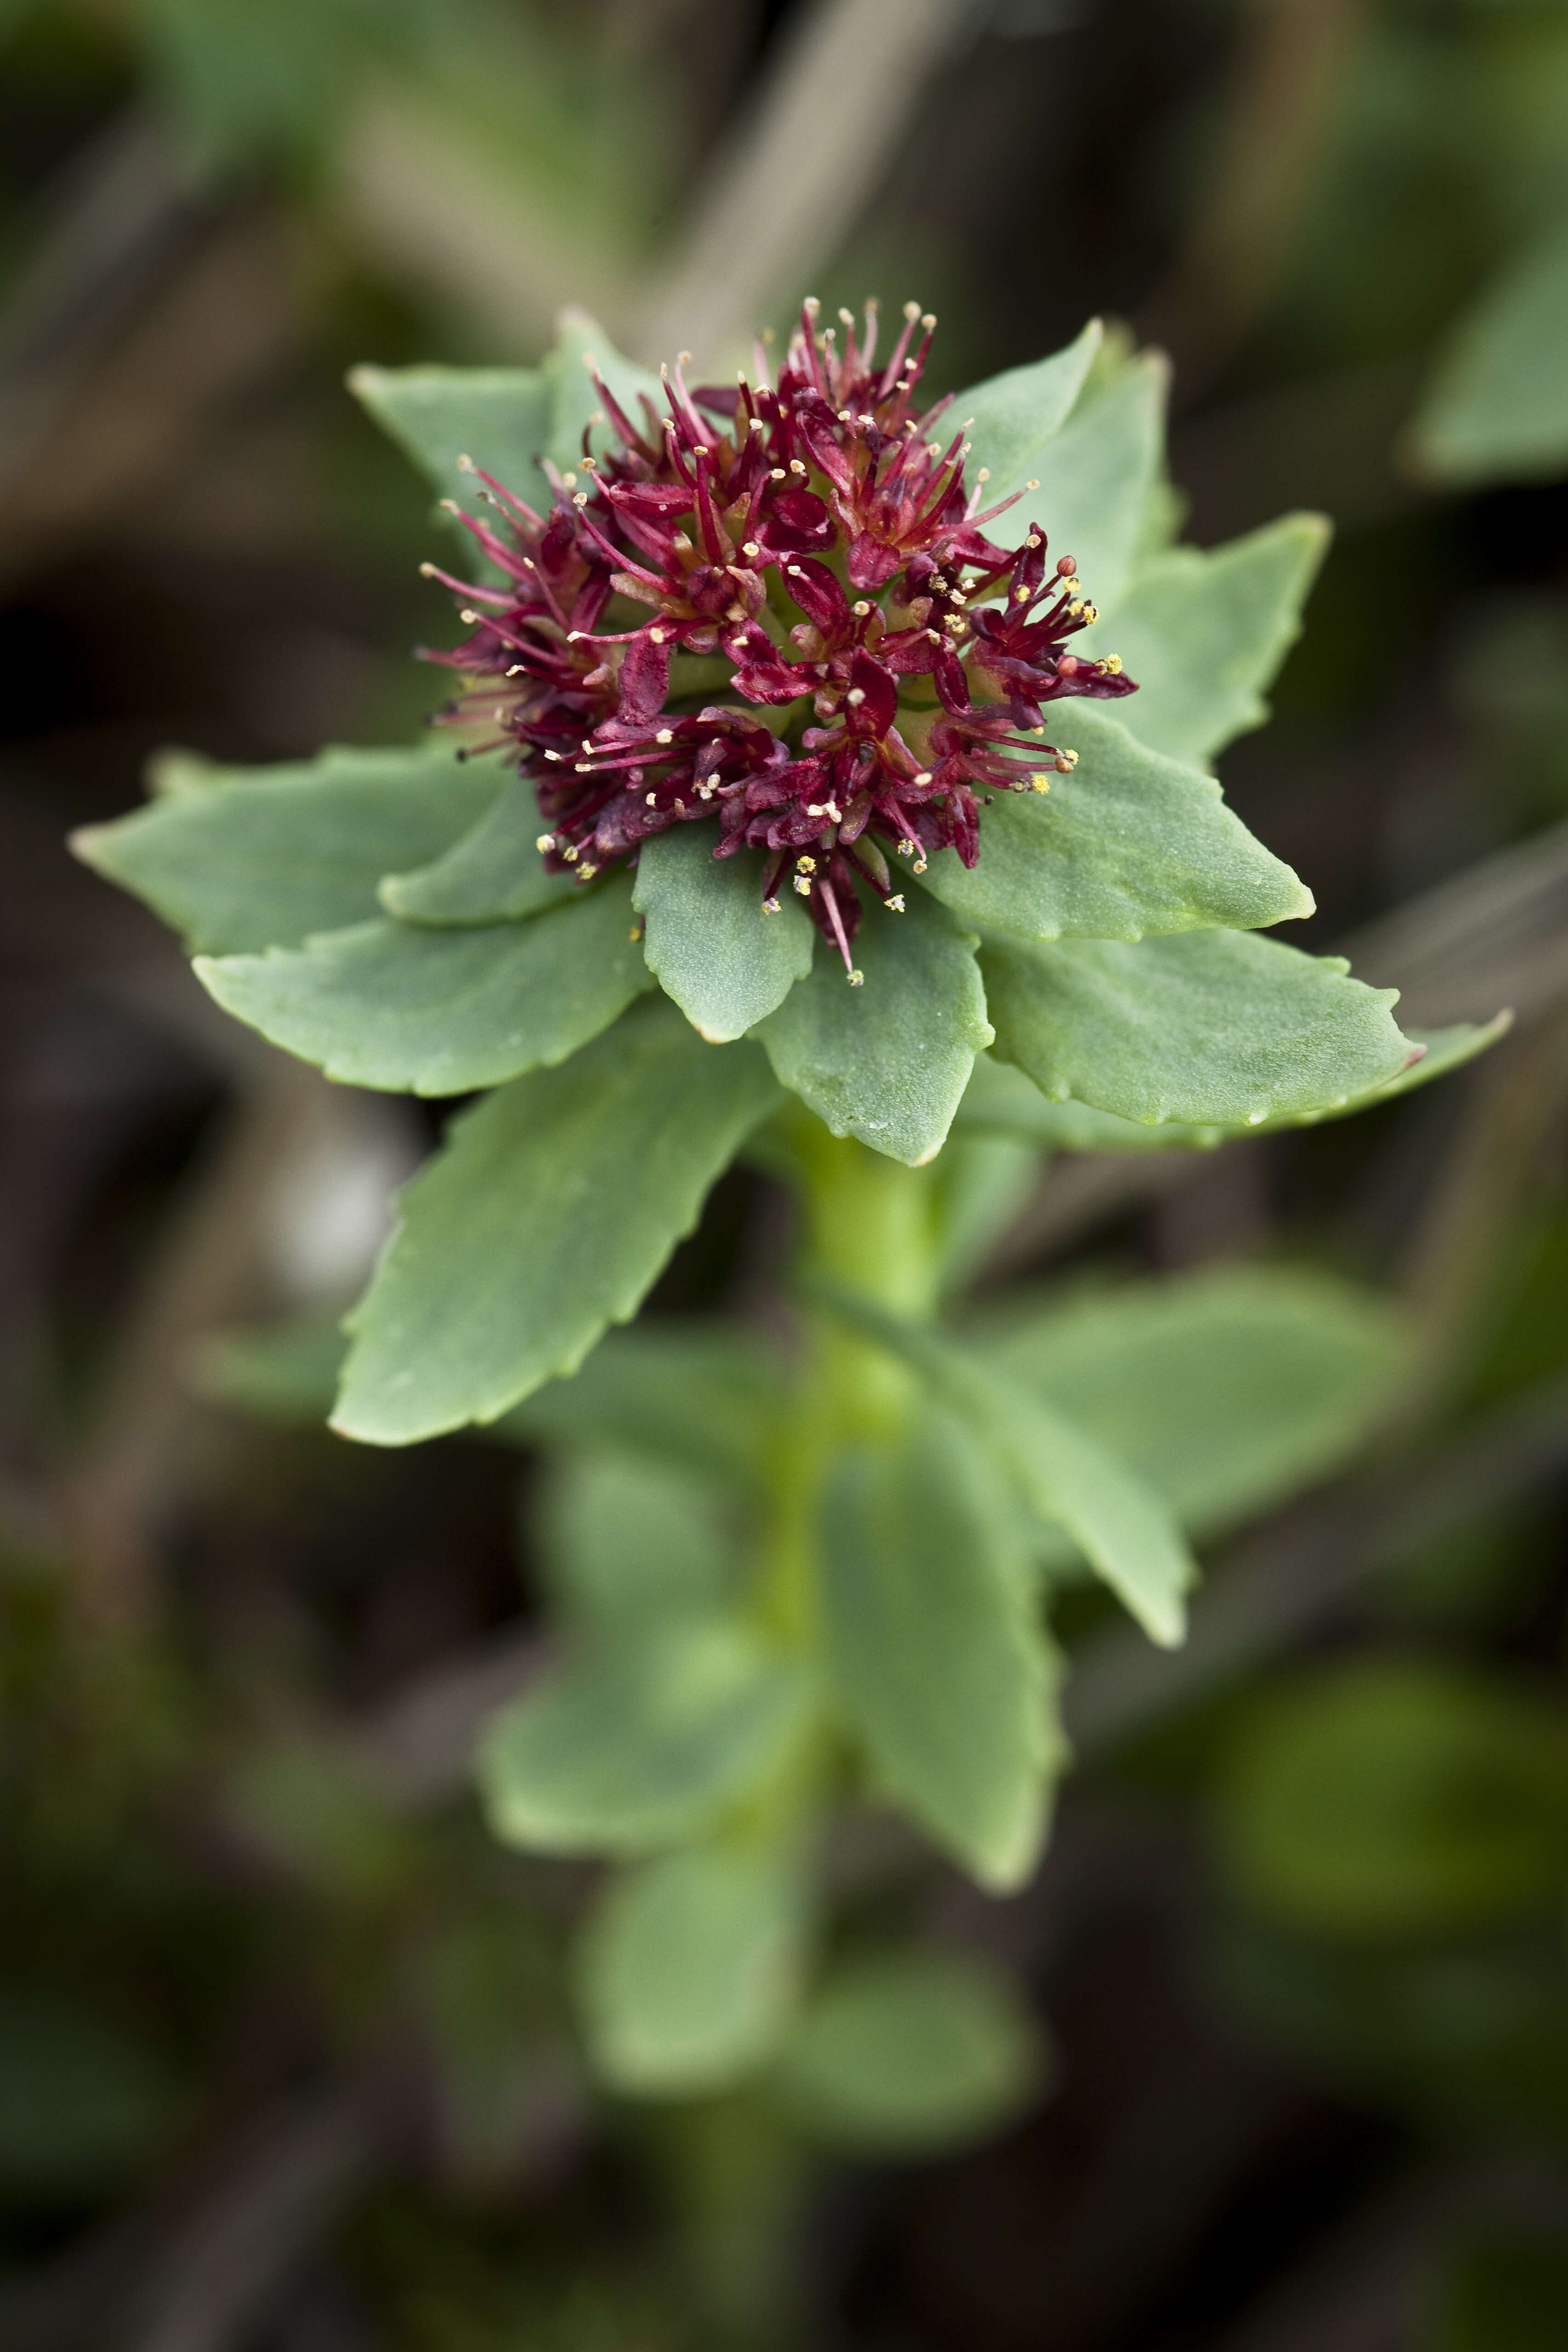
983, 928, 1413, 1129
820, 1296, 1196, 1647
755, 892, 992, 1166
578, 1844, 808, 2095
332, 1000, 781, 1444
381, 776, 574, 924
917, 703, 1311, 945
498, 1320, 785, 1491
822, 1411, 1059, 1891
71, 745, 499, 955
957, 1017, 1511, 1149
195, 876, 649, 1095
1003, 354, 1167, 618
476, 1619, 811, 1856
534, 1452, 742, 1632
1075, 514, 1331, 769
346, 360, 555, 516
957, 320, 1103, 508
634, 827, 815, 1041
774, 1952, 1042, 2153
973, 1264, 1410, 1549
1409, 213, 1568, 488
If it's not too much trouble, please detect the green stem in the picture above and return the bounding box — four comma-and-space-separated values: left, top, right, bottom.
756, 1109, 942, 1649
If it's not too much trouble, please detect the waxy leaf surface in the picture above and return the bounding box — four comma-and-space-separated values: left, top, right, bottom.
978, 1265, 1409, 1546
755, 892, 992, 1165
1010, 355, 1166, 616
919, 704, 1310, 944
348, 361, 555, 515
578, 1844, 808, 2094
381, 776, 574, 924
536, 1454, 741, 1631
983, 928, 1413, 1129
958, 321, 1103, 506
333, 1001, 782, 1444
1076, 514, 1330, 769
822, 1411, 1059, 1890
634, 828, 815, 1040
196, 878, 650, 1095
959, 1019, 1510, 1150
72, 746, 498, 954
819, 1297, 1196, 1648
477, 1619, 809, 1856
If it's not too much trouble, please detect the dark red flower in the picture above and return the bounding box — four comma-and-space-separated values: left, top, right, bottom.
423, 301, 1137, 972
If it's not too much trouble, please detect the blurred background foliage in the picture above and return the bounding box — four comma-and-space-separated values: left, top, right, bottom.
4, 0, 1568, 2346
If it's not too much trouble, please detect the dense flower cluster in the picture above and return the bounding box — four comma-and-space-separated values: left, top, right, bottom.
424, 301, 1138, 972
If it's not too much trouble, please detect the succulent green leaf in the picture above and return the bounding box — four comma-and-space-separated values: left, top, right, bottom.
983, 928, 1413, 1129
347, 361, 555, 515
821, 1410, 1061, 1890
547, 307, 665, 476
956, 320, 1104, 505
332, 1000, 781, 1444
1215, 1660, 1568, 1940
774, 1952, 1043, 2153
817, 1296, 1196, 1647
476, 1619, 811, 1857
634, 828, 815, 1041
71, 745, 499, 955
958, 1018, 1509, 1150
380, 776, 574, 924
499, 1320, 787, 1491
755, 892, 992, 1166
978, 1265, 1410, 1546
1075, 514, 1331, 769
1409, 214, 1568, 488
535, 1453, 741, 1631
1005, 353, 1167, 617
918, 704, 1311, 945
578, 1844, 809, 2095
195, 877, 651, 1096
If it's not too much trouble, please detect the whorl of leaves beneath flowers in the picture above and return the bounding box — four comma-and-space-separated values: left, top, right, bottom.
423, 300, 1139, 972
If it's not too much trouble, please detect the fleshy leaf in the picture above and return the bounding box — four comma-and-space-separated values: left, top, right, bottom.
535, 1453, 741, 1631
918, 704, 1310, 944
195, 877, 650, 1096
71, 746, 500, 955
1004, 353, 1167, 617
815, 1295, 1196, 1647
1408, 214, 1568, 488
957, 321, 1104, 506
755, 892, 992, 1166
380, 776, 574, 924
1074, 515, 1330, 769
546, 308, 665, 477
983, 928, 1414, 1129
578, 1844, 808, 2094
476, 1619, 810, 1856
774, 1952, 1043, 2153
333, 1000, 782, 1444
634, 828, 815, 1041
978, 1265, 1410, 1546
821, 1410, 1060, 1890
347, 361, 555, 515
960, 1018, 1510, 1149
498, 1321, 787, 1491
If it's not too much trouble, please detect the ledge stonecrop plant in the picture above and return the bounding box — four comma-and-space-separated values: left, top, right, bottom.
78, 303, 1503, 2146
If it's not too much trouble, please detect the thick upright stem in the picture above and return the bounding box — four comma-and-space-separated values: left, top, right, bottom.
756, 1113, 941, 1648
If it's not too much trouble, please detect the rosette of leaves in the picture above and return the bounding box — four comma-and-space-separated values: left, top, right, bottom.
77, 303, 1502, 2132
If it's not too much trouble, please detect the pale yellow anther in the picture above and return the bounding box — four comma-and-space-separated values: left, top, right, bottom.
536, 834, 555, 852
793, 874, 813, 895
848, 969, 865, 985
796, 855, 817, 873
763, 896, 781, 913
887, 894, 905, 912
852, 600, 871, 617
561, 473, 577, 490
904, 300, 921, 321
456, 453, 474, 471
656, 729, 675, 744
1030, 774, 1051, 794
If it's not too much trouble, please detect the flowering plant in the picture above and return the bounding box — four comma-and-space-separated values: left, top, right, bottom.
77, 304, 1502, 2138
